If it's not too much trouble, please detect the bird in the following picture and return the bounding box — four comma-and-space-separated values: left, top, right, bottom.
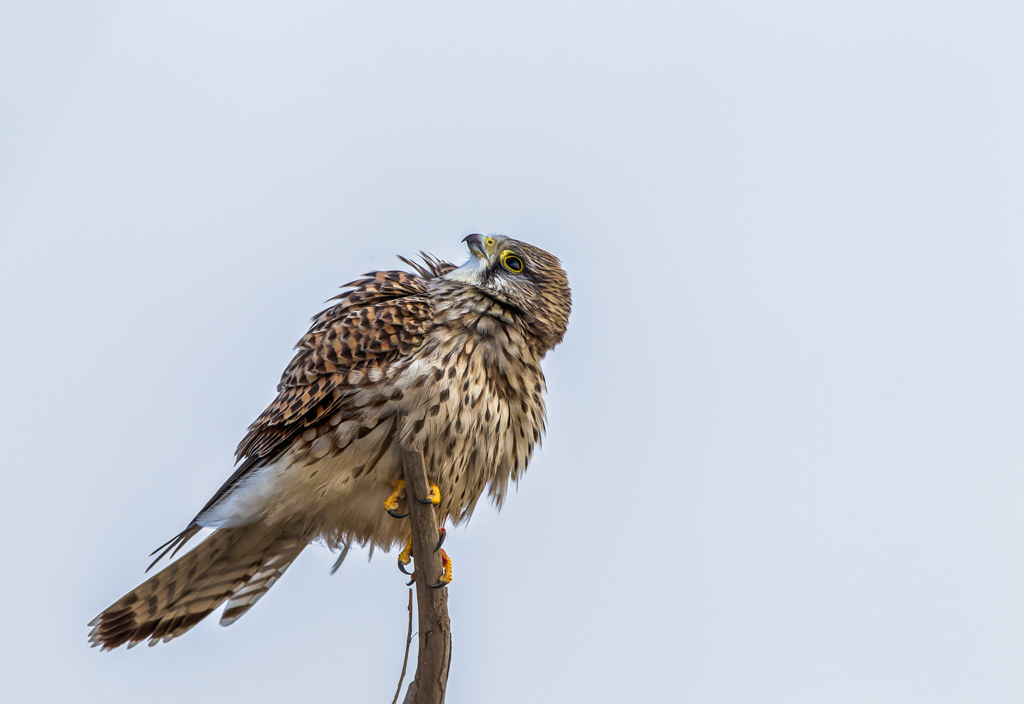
89, 234, 571, 650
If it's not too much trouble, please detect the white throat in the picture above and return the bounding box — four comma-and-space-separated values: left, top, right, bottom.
443, 255, 489, 284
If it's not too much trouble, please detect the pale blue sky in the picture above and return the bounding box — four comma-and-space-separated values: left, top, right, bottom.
2, 2, 1023, 702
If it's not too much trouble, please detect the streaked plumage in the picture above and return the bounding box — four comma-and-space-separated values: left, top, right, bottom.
90, 234, 571, 650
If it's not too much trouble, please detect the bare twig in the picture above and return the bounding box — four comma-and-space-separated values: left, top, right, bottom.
399, 439, 452, 704
391, 589, 414, 704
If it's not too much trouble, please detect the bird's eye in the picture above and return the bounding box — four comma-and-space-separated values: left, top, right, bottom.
501, 252, 524, 273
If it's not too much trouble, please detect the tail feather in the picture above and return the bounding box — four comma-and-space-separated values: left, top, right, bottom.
146, 523, 202, 572
89, 526, 306, 650
220, 535, 306, 626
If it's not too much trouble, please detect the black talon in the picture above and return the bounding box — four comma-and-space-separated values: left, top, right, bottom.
428, 581, 448, 589
398, 560, 414, 576
387, 509, 410, 518
434, 528, 446, 552
416, 496, 435, 504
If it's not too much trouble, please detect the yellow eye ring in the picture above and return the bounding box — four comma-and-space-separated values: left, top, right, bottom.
501, 251, 524, 273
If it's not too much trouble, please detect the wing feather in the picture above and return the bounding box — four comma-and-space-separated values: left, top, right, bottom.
182, 258, 452, 532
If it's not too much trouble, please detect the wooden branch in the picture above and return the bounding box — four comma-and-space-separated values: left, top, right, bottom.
400, 441, 452, 704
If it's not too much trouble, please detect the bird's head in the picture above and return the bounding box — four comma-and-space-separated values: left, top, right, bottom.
445, 233, 571, 349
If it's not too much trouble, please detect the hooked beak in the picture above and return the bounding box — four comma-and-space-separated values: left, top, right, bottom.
463, 233, 489, 260
445, 233, 496, 285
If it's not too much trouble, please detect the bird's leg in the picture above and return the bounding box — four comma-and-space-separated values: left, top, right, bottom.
416, 482, 441, 505
428, 549, 453, 588
384, 479, 409, 518
397, 536, 414, 576
418, 484, 444, 549
396, 529, 450, 582
392, 480, 450, 585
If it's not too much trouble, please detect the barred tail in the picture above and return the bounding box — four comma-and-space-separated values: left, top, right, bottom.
89, 525, 306, 650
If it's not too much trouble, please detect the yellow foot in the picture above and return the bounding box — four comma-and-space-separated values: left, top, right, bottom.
416, 482, 441, 506
384, 479, 408, 518
397, 536, 413, 576
395, 530, 451, 585
428, 549, 453, 588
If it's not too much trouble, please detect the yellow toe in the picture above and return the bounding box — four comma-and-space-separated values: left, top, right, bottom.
384, 479, 406, 512
398, 536, 413, 566
426, 482, 441, 505
438, 548, 453, 585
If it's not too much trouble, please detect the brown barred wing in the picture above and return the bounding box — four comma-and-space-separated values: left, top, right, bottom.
176, 263, 449, 549
234, 269, 441, 465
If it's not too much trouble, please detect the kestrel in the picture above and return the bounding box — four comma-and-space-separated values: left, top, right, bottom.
89, 234, 571, 650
